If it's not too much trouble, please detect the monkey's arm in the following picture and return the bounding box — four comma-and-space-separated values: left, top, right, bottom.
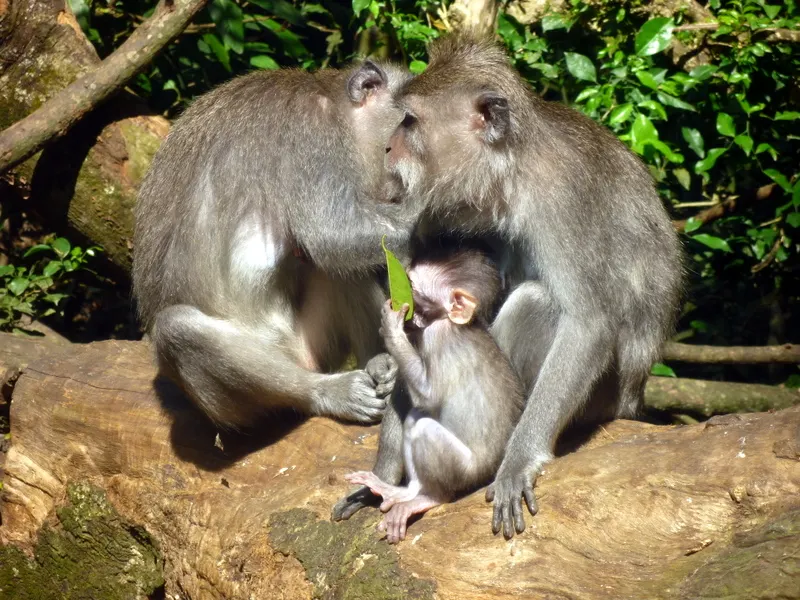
380, 302, 435, 410
488, 314, 615, 538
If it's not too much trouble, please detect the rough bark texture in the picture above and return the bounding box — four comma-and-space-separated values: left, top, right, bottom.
0, 0, 170, 274
445, 0, 499, 37
1, 340, 799, 599
663, 341, 800, 364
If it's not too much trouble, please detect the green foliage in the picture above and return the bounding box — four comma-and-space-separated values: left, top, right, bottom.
0, 238, 99, 333
497, 0, 799, 375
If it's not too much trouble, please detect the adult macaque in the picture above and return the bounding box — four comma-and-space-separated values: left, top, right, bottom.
133, 61, 415, 429
334, 37, 683, 538
345, 248, 524, 543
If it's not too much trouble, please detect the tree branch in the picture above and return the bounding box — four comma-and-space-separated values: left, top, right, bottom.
0, 0, 208, 175
672, 183, 776, 233
663, 342, 800, 364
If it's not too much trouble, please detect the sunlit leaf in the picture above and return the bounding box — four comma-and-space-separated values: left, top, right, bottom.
23, 244, 52, 258
250, 55, 279, 70
692, 233, 732, 252
382, 236, 414, 321
651, 363, 676, 377
734, 134, 753, 155
7, 278, 29, 296
0, 265, 13, 278
409, 60, 427, 74
657, 92, 696, 112
786, 213, 800, 228
682, 127, 705, 158
716, 112, 736, 137
635, 18, 675, 56
694, 148, 727, 173
542, 14, 569, 31
635, 70, 659, 90
683, 216, 703, 233
608, 104, 633, 125
775, 111, 800, 121
689, 65, 717, 81
673, 168, 691, 190
564, 52, 596, 82
764, 169, 793, 193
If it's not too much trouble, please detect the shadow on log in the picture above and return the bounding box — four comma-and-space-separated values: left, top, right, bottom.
1, 340, 799, 598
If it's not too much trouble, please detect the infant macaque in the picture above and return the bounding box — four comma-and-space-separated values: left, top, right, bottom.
346, 248, 525, 543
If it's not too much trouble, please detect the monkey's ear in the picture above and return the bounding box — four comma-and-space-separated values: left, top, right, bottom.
348, 61, 388, 105
447, 289, 478, 325
475, 92, 510, 144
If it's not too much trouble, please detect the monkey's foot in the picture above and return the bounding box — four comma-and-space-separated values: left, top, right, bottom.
344, 471, 419, 510
378, 495, 441, 544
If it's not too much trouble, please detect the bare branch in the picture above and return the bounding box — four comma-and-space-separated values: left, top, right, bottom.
672, 184, 776, 233
0, 0, 209, 175
662, 342, 800, 364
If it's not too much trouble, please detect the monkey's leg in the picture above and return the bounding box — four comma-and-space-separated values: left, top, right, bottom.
331, 385, 410, 521
489, 307, 615, 538
378, 495, 442, 544
152, 305, 387, 428
615, 326, 662, 418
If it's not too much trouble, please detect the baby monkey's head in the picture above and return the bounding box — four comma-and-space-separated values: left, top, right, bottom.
407, 247, 501, 329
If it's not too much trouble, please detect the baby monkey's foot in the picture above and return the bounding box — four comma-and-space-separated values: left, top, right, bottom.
378, 495, 441, 544
344, 471, 418, 510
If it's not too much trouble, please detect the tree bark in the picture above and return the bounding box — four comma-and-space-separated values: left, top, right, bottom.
663, 341, 800, 364
444, 0, 499, 37
1, 340, 799, 599
0, 0, 171, 274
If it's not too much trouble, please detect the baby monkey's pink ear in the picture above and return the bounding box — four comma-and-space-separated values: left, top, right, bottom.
447, 289, 478, 325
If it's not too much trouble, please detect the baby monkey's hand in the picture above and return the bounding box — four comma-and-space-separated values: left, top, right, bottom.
380, 299, 409, 348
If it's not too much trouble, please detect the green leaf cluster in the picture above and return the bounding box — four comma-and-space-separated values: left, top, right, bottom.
0, 238, 99, 333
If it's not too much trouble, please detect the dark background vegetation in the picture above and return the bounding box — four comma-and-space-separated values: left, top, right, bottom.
1, 0, 798, 386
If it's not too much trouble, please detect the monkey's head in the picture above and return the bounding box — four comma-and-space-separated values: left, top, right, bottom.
407, 248, 501, 329
384, 36, 532, 214
346, 60, 414, 203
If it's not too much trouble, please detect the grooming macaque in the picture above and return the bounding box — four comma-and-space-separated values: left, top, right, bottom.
134, 61, 415, 428
335, 37, 683, 538
345, 248, 524, 543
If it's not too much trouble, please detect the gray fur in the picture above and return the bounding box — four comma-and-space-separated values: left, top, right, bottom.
133, 61, 415, 428
343, 36, 684, 538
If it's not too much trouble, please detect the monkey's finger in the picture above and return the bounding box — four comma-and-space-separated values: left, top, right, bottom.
377, 519, 387, 533
485, 485, 495, 502
523, 487, 538, 516
491, 504, 502, 535
374, 381, 395, 397
512, 496, 526, 534
502, 503, 514, 540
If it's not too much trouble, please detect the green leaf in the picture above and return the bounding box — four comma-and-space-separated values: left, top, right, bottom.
786, 213, 800, 228
23, 244, 52, 258
651, 362, 676, 377
689, 65, 717, 81
683, 216, 703, 233
673, 168, 691, 190
775, 111, 800, 121
250, 55, 279, 70
695, 148, 727, 173
764, 169, 793, 193
734, 134, 753, 155
635, 17, 675, 56
716, 112, 736, 137
7, 278, 29, 296
541, 14, 569, 31
352, 0, 370, 14
42, 261, 62, 277
381, 236, 413, 321
202, 34, 231, 72
631, 114, 658, 151
409, 60, 427, 74
209, 0, 244, 54
755, 143, 778, 160
635, 70, 659, 90
62, 260, 75, 273
656, 92, 696, 112
246, 0, 303, 25
608, 104, 633, 125
0, 265, 14, 278
763, 4, 780, 19
51, 238, 71, 258
44, 293, 67, 305
692, 233, 732, 252
564, 53, 596, 82
638, 100, 667, 121
681, 127, 705, 158
574, 87, 598, 103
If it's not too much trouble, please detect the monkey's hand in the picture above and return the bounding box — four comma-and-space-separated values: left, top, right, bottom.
365, 353, 398, 398
331, 485, 380, 521
312, 370, 386, 424
379, 300, 409, 350
485, 456, 549, 540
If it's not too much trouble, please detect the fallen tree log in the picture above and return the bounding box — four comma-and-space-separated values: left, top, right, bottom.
0, 340, 798, 599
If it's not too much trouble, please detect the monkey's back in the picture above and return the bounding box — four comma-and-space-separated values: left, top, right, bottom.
133, 69, 358, 329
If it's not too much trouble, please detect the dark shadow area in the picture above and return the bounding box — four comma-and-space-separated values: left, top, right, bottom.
154, 375, 306, 472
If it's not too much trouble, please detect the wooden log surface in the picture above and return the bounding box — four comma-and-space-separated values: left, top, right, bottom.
1, 340, 799, 599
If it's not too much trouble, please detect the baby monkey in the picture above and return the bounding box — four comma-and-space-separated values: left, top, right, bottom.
346, 247, 525, 543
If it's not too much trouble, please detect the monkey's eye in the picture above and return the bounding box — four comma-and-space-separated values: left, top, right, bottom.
401, 113, 417, 128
